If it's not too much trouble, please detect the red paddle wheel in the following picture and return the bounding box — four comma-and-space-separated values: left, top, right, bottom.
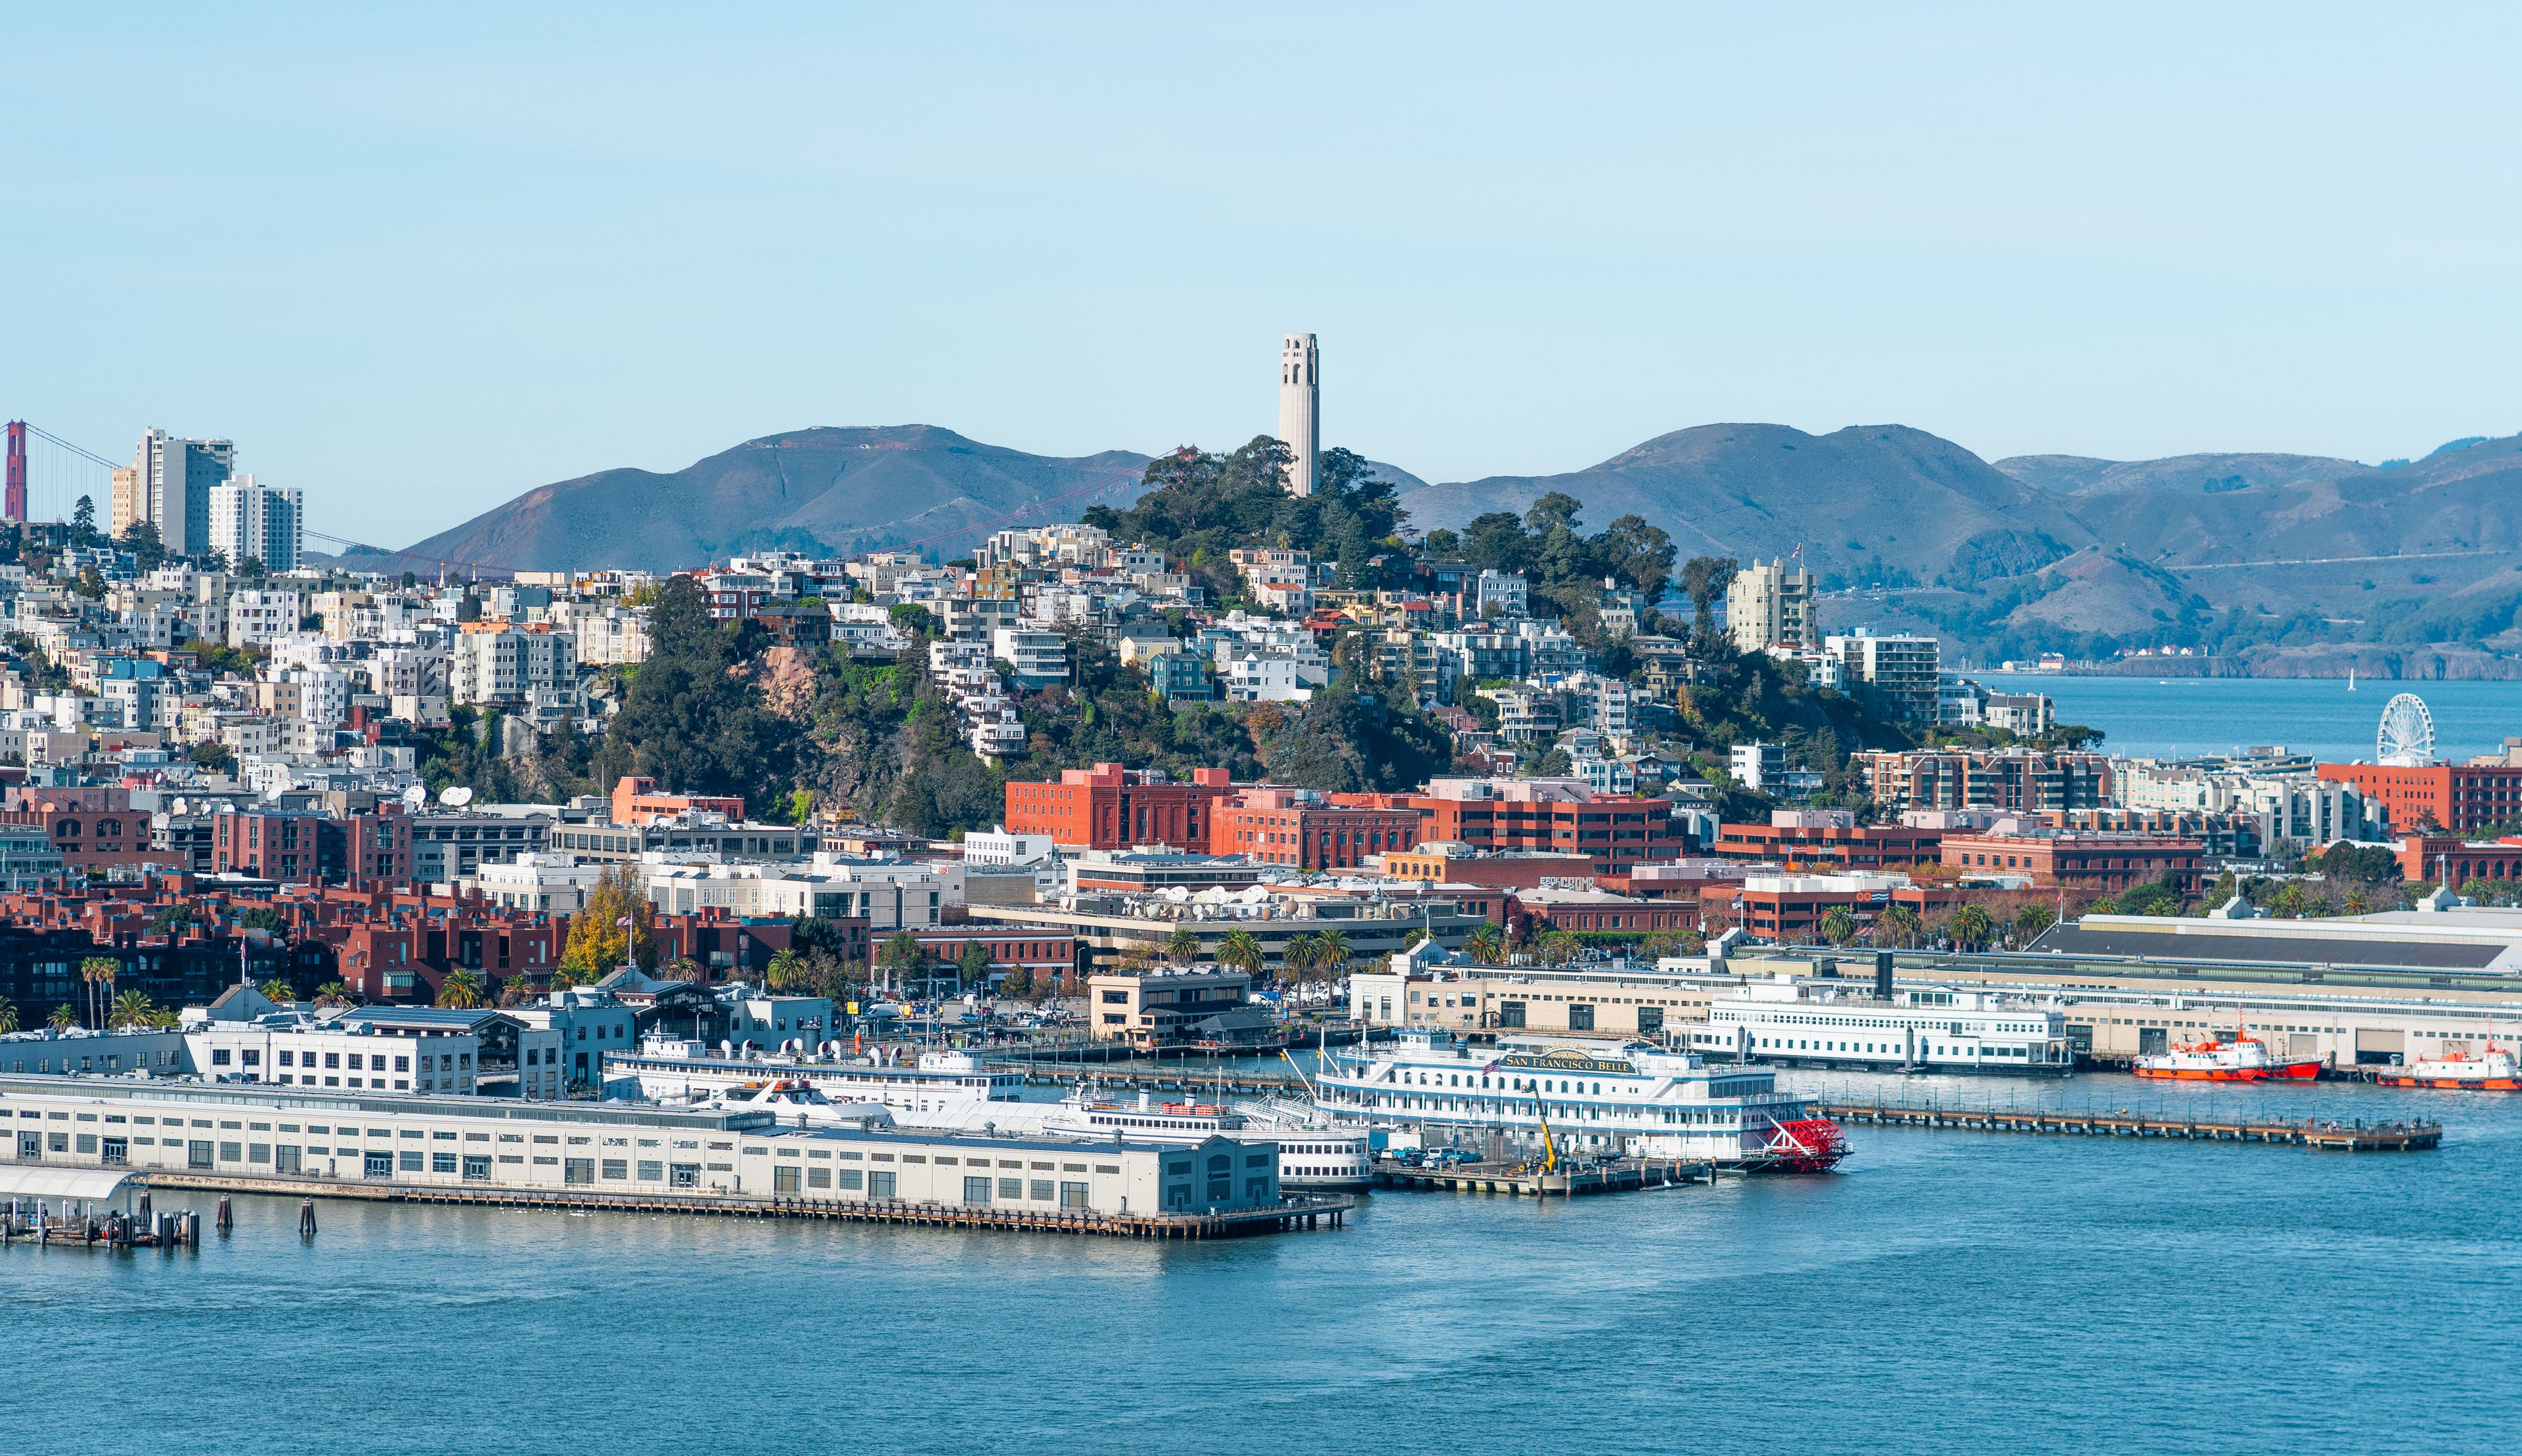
1758, 1118, 1851, 1172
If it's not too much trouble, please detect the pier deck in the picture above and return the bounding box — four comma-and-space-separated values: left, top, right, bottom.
138, 1172, 1352, 1239
1813, 1100, 2441, 1151
1375, 1157, 1715, 1197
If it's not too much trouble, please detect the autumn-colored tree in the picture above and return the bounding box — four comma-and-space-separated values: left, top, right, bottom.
558, 864, 657, 984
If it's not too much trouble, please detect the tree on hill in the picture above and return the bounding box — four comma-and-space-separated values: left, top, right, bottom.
590, 574, 796, 811
1081, 435, 1405, 592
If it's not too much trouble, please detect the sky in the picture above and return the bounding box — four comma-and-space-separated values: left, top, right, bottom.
4, 3, 2519, 547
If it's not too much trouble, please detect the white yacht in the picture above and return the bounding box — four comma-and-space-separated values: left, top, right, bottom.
604, 1036, 1025, 1115
1310, 1030, 1847, 1170
898, 1084, 1375, 1191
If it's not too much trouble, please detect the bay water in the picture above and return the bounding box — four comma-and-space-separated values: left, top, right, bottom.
8, 1070, 2517, 1454
1983, 674, 2520, 762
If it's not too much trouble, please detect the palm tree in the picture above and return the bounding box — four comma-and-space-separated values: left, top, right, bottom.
257, 977, 296, 1005
1164, 926, 1201, 965
1878, 904, 1921, 950
2013, 904, 2056, 944
764, 949, 806, 992
1817, 907, 1858, 947
1217, 930, 1264, 981
1464, 923, 1504, 965
437, 967, 488, 1009
1281, 933, 1321, 982
0, 995, 16, 1034
1538, 930, 1582, 966
79, 956, 118, 1030
47, 1003, 76, 1032
1949, 904, 1994, 953
108, 990, 156, 1028
1312, 929, 1352, 982
313, 981, 351, 1008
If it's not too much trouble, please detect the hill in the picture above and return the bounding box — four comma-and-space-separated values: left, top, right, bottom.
386, 426, 1153, 575
1397, 423, 2085, 591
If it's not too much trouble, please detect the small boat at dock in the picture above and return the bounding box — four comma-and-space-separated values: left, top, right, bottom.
2374, 1040, 2521, 1091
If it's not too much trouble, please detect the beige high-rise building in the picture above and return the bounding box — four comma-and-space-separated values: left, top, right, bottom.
110, 465, 146, 539
1725, 558, 1816, 652
1278, 332, 1319, 496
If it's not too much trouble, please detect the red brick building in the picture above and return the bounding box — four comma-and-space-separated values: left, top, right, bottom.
1939, 831, 2202, 895
212, 809, 413, 885
2392, 835, 2522, 886
1518, 893, 1699, 935
1729, 876, 1964, 941
1403, 780, 1689, 875
1208, 786, 1423, 871
0, 793, 177, 875
1004, 762, 1231, 850
2319, 762, 2522, 836
1712, 820, 1942, 871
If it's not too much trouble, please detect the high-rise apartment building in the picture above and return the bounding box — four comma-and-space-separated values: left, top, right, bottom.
1278, 332, 1319, 497
1825, 630, 1941, 723
1725, 558, 1815, 652
208, 474, 304, 571
133, 428, 236, 556
110, 465, 146, 538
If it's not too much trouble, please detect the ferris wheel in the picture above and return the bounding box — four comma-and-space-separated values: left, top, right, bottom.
2377, 692, 2435, 766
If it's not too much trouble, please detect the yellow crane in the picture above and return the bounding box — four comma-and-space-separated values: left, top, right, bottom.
1532, 1092, 1559, 1175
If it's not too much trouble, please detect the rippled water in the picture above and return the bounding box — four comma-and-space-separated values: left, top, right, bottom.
7, 1070, 2517, 1453
1982, 673, 2520, 762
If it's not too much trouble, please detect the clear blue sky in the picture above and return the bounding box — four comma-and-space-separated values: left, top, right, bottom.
5, 3, 2517, 546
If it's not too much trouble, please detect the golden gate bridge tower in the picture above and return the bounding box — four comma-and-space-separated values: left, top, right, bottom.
4, 420, 24, 521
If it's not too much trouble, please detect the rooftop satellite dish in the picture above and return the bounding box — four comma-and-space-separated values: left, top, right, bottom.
171, 798, 190, 815
402, 784, 430, 808
439, 786, 475, 806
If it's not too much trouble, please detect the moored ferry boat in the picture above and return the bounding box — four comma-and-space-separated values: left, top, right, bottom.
605, 1036, 1023, 1114
1310, 1030, 1847, 1172
2375, 1042, 2521, 1091
2132, 1021, 2322, 1082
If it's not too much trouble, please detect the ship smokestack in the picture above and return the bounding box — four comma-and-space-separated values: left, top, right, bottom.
1875, 951, 1894, 1001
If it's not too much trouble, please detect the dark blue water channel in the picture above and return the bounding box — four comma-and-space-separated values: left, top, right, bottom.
7, 1070, 2519, 1455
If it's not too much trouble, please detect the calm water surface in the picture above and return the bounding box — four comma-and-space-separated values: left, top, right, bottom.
8, 1071, 2519, 1455
1983, 673, 2521, 762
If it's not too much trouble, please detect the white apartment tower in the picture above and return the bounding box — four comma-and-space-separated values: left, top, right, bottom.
1725, 558, 1817, 653
208, 474, 305, 572
133, 428, 236, 557
1278, 332, 1319, 496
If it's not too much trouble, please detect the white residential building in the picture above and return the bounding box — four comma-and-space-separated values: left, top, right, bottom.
226, 590, 304, 650
207, 475, 305, 572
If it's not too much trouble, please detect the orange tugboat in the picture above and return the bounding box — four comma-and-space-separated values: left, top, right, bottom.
2132, 1016, 2322, 1082
2374, 1038, 2522, 1092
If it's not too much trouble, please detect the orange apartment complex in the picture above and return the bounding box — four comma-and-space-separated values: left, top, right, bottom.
1710, 811, 1941, 871
1001, 764, 1423, 871
1401, 777, 1689, 875
2318, 761, 2522, 837
1939, 831, 2203, 895
1004, 763, 1233, 851
1210, 787, 1424, 871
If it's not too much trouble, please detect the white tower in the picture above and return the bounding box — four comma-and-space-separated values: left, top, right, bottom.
1278, 332, 1319, 496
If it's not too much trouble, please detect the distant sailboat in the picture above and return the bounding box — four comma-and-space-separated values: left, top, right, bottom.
2349, 668, 2357, 691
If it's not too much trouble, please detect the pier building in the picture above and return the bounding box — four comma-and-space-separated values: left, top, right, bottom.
0, 1075, 1283, 1215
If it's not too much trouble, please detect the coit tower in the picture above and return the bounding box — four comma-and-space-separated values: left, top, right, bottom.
1278, 332, 1319, 496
